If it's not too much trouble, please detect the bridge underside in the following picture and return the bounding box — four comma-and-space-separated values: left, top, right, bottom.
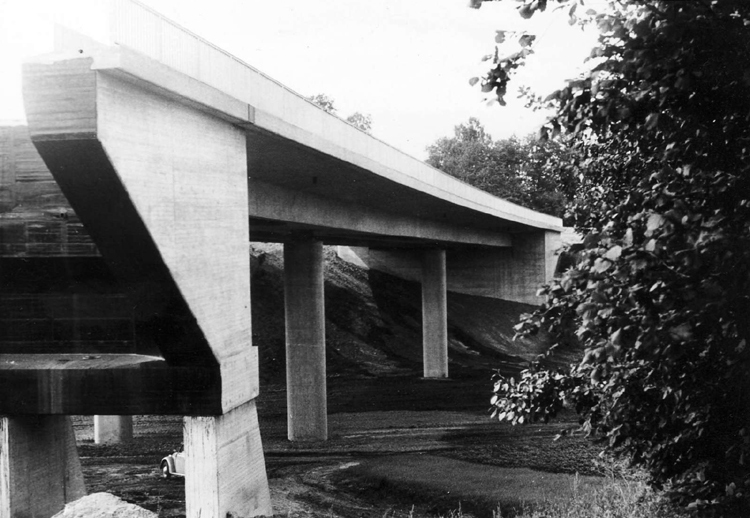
0, 39, 561, 518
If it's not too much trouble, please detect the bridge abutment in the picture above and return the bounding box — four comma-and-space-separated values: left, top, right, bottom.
422, 249, 449, 378
284, 239, 328, 441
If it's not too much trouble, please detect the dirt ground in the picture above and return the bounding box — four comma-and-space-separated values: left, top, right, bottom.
73, 375, 604, 518
71, 247, 597, 517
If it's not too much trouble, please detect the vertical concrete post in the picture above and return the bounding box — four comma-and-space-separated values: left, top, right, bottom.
0, 416, 86, 518
284, 239, 327, 441
184, 400, 272, 518
422, 248, 448, 378
94, 415, 133, 444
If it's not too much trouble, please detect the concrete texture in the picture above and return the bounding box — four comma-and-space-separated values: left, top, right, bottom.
74, 12, 561, 233
94, 71, 256, 413
184, 400, 272, 518
94, 416, 133, 445
9, 9, 564, 516
43, 34, 562, 247
0, 416, 86, 518
339, 231, 561, 305
284, 240, 328, 441
421, 249, 448, 378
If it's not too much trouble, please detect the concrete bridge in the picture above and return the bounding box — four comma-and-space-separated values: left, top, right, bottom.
0, 3, 561, 517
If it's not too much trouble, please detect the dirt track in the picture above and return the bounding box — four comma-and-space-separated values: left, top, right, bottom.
74, 375, 602, 518
72, 248, 594, 517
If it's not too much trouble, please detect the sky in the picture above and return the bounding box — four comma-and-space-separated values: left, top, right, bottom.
0, 0, 598, 159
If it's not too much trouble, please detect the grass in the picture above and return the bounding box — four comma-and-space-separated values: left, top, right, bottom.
361, 458, 687, 518
331, 453, 690, 518
497, 472, 685, 518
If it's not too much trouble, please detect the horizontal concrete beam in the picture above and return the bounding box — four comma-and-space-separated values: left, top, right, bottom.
248, 181, 512, 248
40, 42, 561, 240
0, 354, 220, 415
339, 230, 561, 305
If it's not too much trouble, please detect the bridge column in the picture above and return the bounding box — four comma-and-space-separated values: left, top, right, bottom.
184, 400, 271, 517
94, 415, 133, 444
284, 239, 327, 441
1, 416, 86, 517
422, 248, 448, 378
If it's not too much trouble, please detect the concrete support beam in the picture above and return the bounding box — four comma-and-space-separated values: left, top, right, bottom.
184, 400, 272, 518
0, 416, 86, 518
284, 239, 327, 441
94, 415, 133, 444
338, 230, 562, 306
422, 249, 448, 378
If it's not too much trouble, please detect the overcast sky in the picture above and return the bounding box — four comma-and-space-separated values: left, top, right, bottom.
0, 0, 597, 158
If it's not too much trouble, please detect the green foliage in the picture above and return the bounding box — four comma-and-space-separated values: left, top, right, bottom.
425, 118, 574, 216
481, 1, 750, 514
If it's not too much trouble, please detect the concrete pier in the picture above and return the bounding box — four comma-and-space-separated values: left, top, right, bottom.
422, 249, 448, 378
0, 416, 86, 517
94, 415, 133, 444
184, 400, 272, 518
284, 239, 327, 441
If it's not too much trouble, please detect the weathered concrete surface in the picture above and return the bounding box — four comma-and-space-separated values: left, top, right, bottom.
338, 230, 561, 305
0, 416, 86, 518
94, 416, 133, 445
184, 400, 272, 518
284, 240, 327, 441
421, 249, 448, 378
19, 53, 253, 415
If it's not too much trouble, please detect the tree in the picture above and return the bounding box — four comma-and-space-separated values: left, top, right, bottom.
426, 118, 574, 217
475, 1, 750, 514
307, 93, 337, 114
307, 93, 373, 133
344, 112, 373, 133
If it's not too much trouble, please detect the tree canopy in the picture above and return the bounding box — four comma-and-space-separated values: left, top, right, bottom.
425, 118, 574, 217
307, 93, 373, 133
475, 1, 750, 514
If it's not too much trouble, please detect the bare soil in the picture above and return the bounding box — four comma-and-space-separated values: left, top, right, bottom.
72, 246, 598, 517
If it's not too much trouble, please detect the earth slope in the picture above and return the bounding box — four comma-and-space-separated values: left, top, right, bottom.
250, 243, 568, 387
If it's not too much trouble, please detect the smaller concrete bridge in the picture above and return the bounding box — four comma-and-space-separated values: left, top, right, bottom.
0, 3, 561, 517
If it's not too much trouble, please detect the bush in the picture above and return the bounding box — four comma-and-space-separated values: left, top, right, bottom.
480, 1, 750, 514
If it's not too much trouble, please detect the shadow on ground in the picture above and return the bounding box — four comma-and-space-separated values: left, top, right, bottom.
72, 246, 593, 517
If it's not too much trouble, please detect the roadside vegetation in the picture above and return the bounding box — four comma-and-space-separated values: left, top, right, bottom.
496, 470, 686, 518
426, 119, 573, 218
468, 1, 750, 515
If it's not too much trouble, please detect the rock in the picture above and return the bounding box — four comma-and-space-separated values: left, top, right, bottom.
52, 492, 157, 518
